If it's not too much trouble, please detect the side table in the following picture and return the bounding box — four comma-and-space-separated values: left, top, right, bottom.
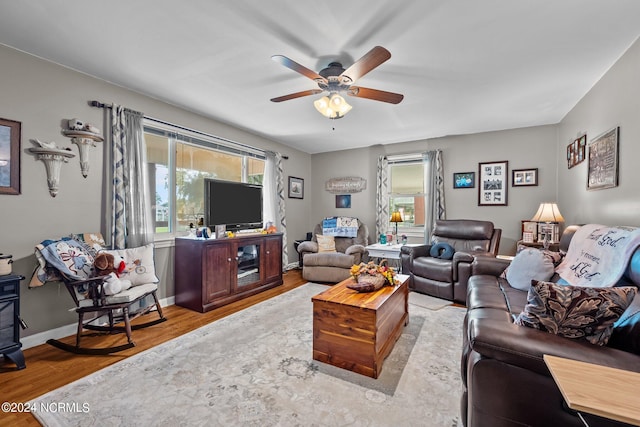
544, 354, 640, 426
517, 240, 560, 252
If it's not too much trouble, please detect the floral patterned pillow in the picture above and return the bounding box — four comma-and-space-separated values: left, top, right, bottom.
514, 280, 637, 346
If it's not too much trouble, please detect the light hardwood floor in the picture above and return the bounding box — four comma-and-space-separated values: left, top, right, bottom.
1, 269, 308, 426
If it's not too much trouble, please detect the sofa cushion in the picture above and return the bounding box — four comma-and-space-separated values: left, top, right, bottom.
514, 280, 637, 345
316, 235, 336, 253
413, 256, 452, 282
504, 248, 555, 291
303, 252, 354, 269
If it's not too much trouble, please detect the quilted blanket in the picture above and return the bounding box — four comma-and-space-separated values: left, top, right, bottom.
322, 216, 359, 238
556, 224, 640, 287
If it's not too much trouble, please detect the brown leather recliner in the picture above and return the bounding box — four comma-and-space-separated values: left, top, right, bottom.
400, 219, 501, 304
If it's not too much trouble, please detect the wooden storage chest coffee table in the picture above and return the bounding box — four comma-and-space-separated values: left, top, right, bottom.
311, 274, 409, 378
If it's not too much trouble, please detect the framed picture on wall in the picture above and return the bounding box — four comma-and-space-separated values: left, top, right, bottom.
587, 127, 619, 190
335, 194, 351, 208
567, 134, 586, 169
512, 168, 538, 187
453, 172, 475, 189
288, 176, 304, 199
0, 117, 21, 195
478, 160, 508, 206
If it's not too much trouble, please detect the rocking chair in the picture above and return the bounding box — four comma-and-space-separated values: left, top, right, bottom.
31, 234, 167, 355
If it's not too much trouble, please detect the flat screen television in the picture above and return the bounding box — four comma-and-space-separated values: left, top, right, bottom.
204, 178, 263, 231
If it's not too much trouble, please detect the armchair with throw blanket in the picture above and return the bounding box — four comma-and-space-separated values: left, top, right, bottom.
401, 219, 501, 304
297, 217, 369, 283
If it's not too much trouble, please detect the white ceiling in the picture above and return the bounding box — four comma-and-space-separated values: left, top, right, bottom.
1, 1, 639, 154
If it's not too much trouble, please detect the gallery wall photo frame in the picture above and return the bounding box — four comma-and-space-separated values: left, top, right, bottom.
478, 160, 508, 206
512, 168, 538, 187
335, 194, 351, 208
453, 172, 475, 189
567, 134, 586, 169
587, 126, 619, 191
288, 176, 304, 199
0, 117, 21, 195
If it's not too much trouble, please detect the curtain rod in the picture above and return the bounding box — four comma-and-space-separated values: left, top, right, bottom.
89, 100, 287, 159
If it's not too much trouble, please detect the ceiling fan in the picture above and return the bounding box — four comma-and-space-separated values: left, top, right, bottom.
270, 46, 404, 119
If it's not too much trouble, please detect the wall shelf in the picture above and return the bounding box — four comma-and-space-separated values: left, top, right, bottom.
62, 130, 104, 178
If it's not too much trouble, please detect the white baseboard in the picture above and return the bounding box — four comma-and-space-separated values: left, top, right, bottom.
21, 295, 175, 350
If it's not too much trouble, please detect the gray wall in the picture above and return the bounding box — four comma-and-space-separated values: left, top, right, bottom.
0, 44, 311, 340
310, 125, 558, 254
557, 37, 640, 226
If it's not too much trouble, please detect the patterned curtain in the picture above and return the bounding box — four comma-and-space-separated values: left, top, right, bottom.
264, 151, 288, 269
423, 150, 446, 242
375, 155, 389, 240
109, 105, 153, 249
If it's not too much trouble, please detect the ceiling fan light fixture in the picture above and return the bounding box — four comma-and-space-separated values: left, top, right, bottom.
314, 93, 352, 119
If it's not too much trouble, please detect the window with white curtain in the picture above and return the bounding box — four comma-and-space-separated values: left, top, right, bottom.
387, 154, 425, 236
144, 121, 265, 235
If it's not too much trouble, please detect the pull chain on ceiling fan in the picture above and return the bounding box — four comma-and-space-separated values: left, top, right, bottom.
270, 46, 404, 119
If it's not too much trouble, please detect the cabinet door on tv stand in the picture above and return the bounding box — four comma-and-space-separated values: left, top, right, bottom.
264, 235, 283, 283
203, 244, 234, 302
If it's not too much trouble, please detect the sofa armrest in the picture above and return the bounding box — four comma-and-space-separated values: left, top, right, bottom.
471, 255, 510, 276
345, 244, 367, 264
468, 317, 640, 377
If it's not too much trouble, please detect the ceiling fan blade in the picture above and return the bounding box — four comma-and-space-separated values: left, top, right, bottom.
271, 55, 327, 83
270, 89, 324, 103
348, 86, 404, 104
340, 46, 391, 84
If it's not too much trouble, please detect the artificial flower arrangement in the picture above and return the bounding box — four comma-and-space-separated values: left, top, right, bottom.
348, 260, 397, 292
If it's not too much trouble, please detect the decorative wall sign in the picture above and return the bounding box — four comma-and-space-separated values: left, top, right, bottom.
0, 117, 21, 195
478, 160, 508, 206
453, 172, 475, 189
512, 168, 538, 187
587, 127, 619, 191
325, 176, 367, 193
567, 134, 586, 169
288, 176, 304, 199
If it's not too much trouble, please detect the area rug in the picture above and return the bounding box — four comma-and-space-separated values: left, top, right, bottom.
31, 283, 466, 427
408, 291, 453, 311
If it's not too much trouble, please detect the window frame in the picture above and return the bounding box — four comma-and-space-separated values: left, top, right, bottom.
387, 154, 426, 238
143, 119, 265, 242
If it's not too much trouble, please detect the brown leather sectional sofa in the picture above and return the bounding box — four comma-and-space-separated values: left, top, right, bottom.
461, 225, 640, 427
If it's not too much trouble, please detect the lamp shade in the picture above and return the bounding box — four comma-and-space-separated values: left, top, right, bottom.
390, 211, 403, 223
531, 203, 564, 223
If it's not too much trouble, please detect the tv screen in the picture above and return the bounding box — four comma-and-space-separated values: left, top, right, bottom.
204, 179, 263, 230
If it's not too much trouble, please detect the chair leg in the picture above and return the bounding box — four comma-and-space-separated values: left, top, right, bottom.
76, 312, 85, 348
151, 291, 165, 320
122, 307, 133, 344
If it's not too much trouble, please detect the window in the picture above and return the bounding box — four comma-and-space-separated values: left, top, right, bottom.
387, 155, 425, 236
145, 122, 265, 235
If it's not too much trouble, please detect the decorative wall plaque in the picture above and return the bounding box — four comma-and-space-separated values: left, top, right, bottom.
325, 176, 367, 193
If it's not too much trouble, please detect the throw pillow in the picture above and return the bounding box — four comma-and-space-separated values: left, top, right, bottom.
316, 235, 336, 253
514, 280, 637, 346
429, 242, 455, 260
104, 243, 159, 286
504, 248, 555, 291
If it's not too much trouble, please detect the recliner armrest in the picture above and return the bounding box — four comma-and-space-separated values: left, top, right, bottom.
297, 241, 318, 253
345, 244, 366, 256
401, 244, 431, 258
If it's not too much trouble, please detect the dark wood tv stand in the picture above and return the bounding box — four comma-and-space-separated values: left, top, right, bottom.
174, 233, 283, 313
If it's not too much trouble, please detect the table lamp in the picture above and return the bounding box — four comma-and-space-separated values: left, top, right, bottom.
390, 211, 403, 244
531, 202, 564, 250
